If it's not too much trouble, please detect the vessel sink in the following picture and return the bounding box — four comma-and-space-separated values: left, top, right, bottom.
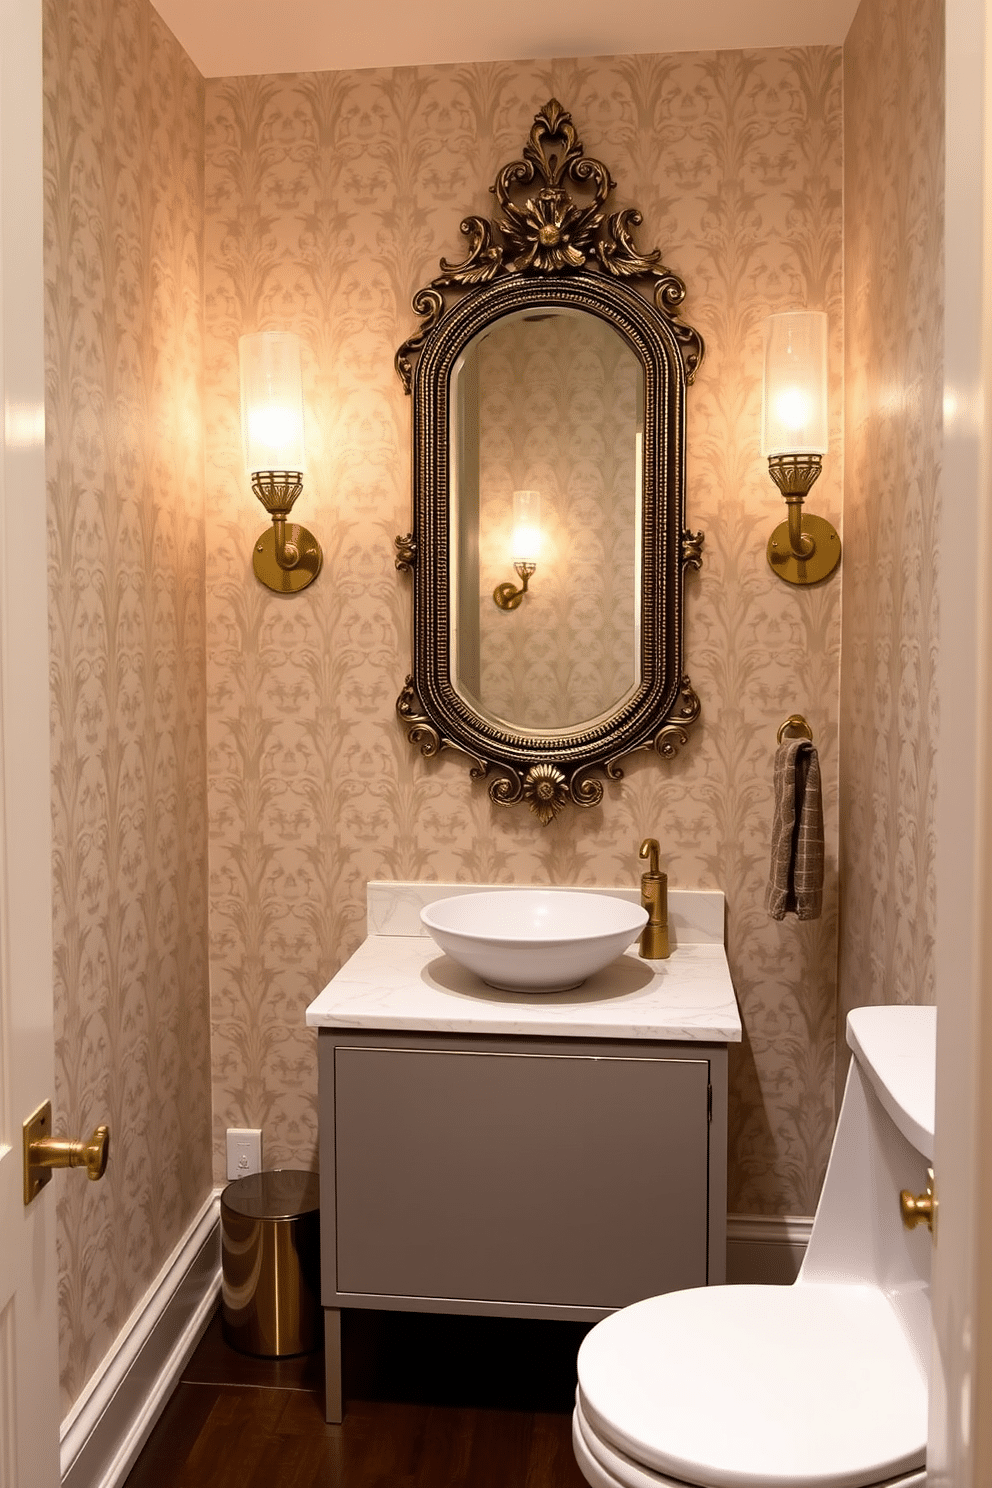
420, 890, 649, 992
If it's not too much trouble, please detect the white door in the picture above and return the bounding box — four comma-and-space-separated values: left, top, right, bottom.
929, 0, 992, 1481
0, 0, 61, 1482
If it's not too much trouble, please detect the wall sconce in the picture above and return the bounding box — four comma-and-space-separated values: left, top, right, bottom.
762, 311, 840, 585
493, 489, 541, 610
239, 330, 322, 594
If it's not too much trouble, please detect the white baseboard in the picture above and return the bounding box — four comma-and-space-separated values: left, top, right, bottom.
725, 1214, 814, 1286
60, 1189, 223, 1488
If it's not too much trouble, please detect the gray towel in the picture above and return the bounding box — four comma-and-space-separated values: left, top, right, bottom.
765, 739, 824, 921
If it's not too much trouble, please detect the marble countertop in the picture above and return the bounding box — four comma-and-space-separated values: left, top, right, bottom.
305, 882, 741, 1043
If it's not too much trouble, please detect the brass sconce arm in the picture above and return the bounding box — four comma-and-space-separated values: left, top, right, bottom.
251, 470, 322, 593
784, 495, 814, 559
766, 454, 840, 584
494, 561, 536, 610
768, 454, 821, 558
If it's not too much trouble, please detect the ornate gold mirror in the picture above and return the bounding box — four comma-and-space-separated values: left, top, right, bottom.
395, 100, 704, 822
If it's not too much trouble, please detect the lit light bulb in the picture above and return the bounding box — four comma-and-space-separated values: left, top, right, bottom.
511, 489, 541, 564
239, 331, 306, 475
772, 388, 812, 434
762, 312, 827, 458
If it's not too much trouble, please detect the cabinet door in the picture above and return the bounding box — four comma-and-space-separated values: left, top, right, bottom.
333, 1046, 710, 1309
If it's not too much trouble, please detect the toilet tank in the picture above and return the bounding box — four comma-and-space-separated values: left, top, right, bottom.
798, 1005, 935, 1377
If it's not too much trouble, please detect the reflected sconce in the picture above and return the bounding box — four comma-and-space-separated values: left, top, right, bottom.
493, 489, 541, 610
239, 331, 322, 594
762, 311, 840, 585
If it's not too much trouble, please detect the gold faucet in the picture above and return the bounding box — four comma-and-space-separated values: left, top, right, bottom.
638, 838, 670, 960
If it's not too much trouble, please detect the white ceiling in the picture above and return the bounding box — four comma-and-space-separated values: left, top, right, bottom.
148, 0, 862, 79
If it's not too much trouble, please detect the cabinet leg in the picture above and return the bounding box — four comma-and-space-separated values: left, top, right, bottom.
324, 1308, 343, 1423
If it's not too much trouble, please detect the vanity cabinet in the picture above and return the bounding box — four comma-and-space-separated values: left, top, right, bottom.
317, 1028, 728, 1421
306, 882, 741, 1423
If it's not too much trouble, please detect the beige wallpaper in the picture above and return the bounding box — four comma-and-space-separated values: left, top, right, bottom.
36, 0, 943, 1423
838, 0, 943, 1056
204, 51, 844, 1216
44, 0, 211, 1413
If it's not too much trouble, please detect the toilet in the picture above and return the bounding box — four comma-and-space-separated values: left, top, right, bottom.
573, 1004, 935, 1488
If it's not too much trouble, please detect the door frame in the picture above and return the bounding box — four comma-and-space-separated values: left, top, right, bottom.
0, 0, 61, 1482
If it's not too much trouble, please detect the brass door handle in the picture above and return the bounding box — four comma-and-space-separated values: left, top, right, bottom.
900, 1167, 936, 1233
23, 1100, 110, 1204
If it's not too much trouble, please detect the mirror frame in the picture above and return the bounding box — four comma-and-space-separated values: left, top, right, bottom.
394, 100, 705, 823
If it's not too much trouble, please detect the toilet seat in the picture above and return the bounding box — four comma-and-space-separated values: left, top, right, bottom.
575, 1283, 927, 1488
573, 1400, 925, 1488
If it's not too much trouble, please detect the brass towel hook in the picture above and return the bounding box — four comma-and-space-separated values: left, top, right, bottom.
777, 714, 814, 745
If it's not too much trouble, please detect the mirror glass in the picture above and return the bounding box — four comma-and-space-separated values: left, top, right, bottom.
450, 307, 643, 733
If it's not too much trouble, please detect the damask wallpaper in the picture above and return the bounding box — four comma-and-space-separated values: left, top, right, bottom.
838, 0, 943, 1053
44, 0, 211, 1412
41, 0, 942, 1420
203, 50, 844, 1217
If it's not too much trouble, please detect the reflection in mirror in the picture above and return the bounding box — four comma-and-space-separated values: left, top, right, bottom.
451, 308, 643, 733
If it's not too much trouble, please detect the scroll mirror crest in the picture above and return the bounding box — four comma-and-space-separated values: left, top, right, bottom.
395, 99, 705, 822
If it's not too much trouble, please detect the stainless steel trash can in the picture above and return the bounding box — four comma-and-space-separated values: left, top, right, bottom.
221, 1169, 320, 1357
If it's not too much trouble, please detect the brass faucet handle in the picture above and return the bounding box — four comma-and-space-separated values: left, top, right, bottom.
639, 838, 662, 875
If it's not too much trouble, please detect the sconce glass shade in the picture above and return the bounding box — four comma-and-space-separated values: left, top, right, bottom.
493, 490, 541, 610
239, 331, 306, 475
511, 489, 541, 564
761, 312, 828, 458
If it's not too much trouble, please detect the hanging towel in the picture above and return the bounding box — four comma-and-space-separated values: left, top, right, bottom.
765, 738, 824, 921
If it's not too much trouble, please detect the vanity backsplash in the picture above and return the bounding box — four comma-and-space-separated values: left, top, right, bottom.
366, 881, 726, 946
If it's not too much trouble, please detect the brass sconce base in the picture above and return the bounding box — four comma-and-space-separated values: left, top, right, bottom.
253, 524, 323, 593
767, 513, 841, 585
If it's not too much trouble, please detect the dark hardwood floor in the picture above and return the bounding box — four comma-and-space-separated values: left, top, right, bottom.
124, 1308, 592, 1487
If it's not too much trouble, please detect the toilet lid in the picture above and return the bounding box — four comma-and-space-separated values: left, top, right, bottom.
577, 1284, 927, 1488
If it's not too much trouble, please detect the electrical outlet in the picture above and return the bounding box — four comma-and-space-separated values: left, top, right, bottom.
227, 1127, 262, 1180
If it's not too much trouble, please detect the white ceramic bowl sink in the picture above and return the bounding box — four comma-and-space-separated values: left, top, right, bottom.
420, 890, 649, 992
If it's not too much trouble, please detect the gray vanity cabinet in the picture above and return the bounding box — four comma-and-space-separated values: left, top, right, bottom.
317, 1028, 728, 1422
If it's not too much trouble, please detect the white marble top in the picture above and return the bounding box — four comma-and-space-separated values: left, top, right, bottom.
305, 882, 741, 1043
